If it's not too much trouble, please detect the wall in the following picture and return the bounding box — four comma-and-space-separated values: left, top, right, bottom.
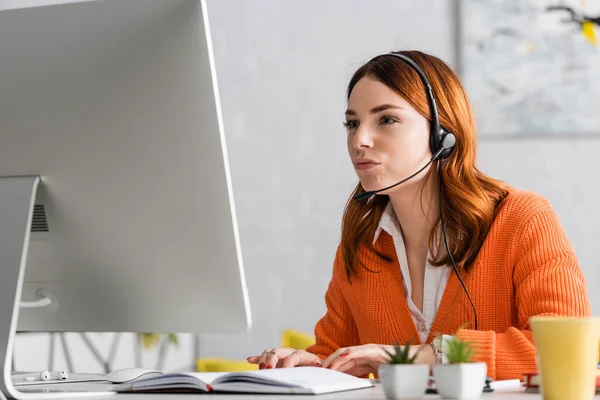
14, 0, 599, 373
195, 0, 457, 361
201, 0, 599, 359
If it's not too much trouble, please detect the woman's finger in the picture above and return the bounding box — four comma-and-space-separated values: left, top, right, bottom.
281, 351, 303, 368
321, 347, 348, 369
249, 348, 301, 369
327, 352, 358, 371
265, 350, 280, 369
334, 357, 360, 372
335, 357, 378, 373
325, 345, 388, 370
297, 350, 322, 366
257, 349, 274, 369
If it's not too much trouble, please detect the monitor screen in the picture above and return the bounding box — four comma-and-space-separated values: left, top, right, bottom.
0, 0, 251, 337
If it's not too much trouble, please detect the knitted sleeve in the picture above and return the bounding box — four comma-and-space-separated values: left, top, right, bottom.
458, 202, 591, 380
306, 245, 360, 359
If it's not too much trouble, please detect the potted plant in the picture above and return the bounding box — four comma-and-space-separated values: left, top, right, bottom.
432, 336, 486, 399
378, 341, 429, 399
137, 333, 179, 370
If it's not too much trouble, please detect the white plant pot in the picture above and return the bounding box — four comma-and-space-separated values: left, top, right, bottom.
433, 362, 487, 400
378, 363, 429, 399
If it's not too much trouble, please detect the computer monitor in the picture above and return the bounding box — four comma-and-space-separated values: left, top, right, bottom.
0, 0, 251, 397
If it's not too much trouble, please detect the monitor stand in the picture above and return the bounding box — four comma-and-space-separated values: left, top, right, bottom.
0, 176, 113, 400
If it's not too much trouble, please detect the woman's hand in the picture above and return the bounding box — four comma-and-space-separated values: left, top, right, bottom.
322, 343, 435, 377
247, 348, 322, 369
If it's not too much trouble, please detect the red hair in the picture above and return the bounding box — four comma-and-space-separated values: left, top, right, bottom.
341, 50, 510, 280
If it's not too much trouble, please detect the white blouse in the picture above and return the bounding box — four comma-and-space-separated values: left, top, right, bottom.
373, 202, 451, 343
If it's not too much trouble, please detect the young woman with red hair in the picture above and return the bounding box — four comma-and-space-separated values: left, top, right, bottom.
247, 51, 590, 380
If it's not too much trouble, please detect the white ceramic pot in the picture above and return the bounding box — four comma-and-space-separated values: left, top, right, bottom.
378, 363, 429, 399
433, 362, 487, 400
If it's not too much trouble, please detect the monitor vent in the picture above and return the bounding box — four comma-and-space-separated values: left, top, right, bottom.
31, 205, 49, 233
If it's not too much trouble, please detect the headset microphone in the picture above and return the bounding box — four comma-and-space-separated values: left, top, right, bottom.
352, 158, 434, 203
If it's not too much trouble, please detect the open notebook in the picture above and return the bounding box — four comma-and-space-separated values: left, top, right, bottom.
114, 366, 373, 395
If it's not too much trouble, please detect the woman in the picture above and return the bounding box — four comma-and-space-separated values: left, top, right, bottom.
246, 50, 590, 380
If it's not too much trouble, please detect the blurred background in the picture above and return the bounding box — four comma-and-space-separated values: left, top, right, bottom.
13, 0, 600, 373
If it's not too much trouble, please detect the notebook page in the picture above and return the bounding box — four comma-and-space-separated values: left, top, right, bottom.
182, 372, 230, 385
211, 366, 372, 393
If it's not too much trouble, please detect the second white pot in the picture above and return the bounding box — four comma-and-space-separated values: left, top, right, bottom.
378, 363, 430, 399
433, 362, 487, 400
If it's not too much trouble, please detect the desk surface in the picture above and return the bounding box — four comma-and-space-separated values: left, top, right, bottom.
13, 381, 600, 400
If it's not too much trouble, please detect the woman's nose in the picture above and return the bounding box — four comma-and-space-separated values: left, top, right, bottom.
351, 126, 374, 149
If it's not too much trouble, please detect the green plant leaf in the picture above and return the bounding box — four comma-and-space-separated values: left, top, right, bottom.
444, 336, 474, 364
167, 333, 179, 347
137, 333, 179, 349
383, 340, 419, 364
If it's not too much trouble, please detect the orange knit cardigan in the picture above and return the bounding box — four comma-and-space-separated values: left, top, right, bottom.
306, 190, 591, 380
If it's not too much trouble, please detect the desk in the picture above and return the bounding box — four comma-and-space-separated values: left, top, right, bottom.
13, 382, 600, 400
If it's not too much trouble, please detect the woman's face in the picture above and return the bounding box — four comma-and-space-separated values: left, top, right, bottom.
345, 77, 432, 194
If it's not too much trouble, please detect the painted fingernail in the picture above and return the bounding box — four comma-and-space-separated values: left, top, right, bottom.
259, 363, 264, 369
340, 352, 349, 358
266, 365, 273, 369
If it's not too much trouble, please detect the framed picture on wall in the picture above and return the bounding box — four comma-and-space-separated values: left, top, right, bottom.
459, 0, 600, 137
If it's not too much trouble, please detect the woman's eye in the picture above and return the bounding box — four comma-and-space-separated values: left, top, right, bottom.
380, 116, 397, 125
343, 120, 359, 129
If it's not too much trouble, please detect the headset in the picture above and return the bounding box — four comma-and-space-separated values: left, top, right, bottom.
385, 53, 456, 161
352, 52, 478, 331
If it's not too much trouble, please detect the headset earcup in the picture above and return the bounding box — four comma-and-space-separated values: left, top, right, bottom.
438, 131, 456, 160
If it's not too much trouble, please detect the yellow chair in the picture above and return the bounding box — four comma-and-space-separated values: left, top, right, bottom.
582, 21, 598, 45
196, 357, 258, 372
281, 329, 315, 350
195, 329, 315, 372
